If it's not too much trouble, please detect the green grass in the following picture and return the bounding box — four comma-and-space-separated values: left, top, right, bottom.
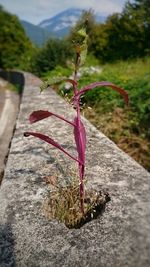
42, 65, 72, 80
41, 56, 150, 170
79, 57, 150, 133
79, 57, 150, 170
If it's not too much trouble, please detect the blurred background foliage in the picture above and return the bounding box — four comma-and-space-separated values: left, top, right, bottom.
0, 5, 34, 70
0, 0, 149, 170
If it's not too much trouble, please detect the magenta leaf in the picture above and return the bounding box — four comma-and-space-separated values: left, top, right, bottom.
24, 131, 81, 164
64, 79, 78, 94
29, 110, 75, 127
40, 78, 77, 92
65, 79, 77, 88
74, 117, 86, 166
29, 110, 53, 123
73, 81, 129, 105
74, 117, 86, 214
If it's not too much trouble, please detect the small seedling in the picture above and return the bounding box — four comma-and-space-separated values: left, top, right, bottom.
24, 23, 128, 217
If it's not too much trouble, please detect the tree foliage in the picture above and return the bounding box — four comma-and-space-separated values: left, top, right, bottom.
0, 5, 33, 69
31, 38, 73, 76
69, 0, 150, 62
103, 0, 150, 60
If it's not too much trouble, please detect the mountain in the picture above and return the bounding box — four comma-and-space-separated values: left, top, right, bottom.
21, 8, 106, 46
38, 8, 83, 38
38, 8, 106, 38
20, 20, 52, 47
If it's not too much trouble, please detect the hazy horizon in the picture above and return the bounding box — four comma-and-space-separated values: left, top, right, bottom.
0, 0, 127, 25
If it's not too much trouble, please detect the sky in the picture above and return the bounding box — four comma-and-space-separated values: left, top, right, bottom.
0, 0, 127, 25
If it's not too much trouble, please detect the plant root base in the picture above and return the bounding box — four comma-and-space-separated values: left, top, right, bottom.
43, 185, 110, 229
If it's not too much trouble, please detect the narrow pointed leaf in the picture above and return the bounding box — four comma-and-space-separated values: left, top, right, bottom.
74, 27, 88, 66
65, 79, 77, 87
78, 28, 88, 66
74, 81, 129, 105
78, 27, 87, 38
74, 117, 86, 210
29, 110, 75, 127
29, 110, 53, 123
40, 78, 77, 92
24, 131, 81, 164
80, 45, 88, 66
73, 117, 86, 165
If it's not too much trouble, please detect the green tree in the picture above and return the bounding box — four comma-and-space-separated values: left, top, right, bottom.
100, 0, 150, 60
123, 0, 150, 55
0, 5, 33, 69
31, 38, 72, 76
78, 0, 150, 62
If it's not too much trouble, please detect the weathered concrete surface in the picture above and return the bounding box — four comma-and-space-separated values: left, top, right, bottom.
0, 78, 20, 182
0, 73, 150, 267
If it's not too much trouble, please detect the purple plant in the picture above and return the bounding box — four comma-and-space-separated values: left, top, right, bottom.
24, 26, 128, 214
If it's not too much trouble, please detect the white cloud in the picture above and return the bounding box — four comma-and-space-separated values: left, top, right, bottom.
0, 0, 126, 24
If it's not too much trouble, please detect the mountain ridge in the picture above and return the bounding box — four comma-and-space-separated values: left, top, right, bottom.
21, 8, 106, 46
21, 20, 53, 47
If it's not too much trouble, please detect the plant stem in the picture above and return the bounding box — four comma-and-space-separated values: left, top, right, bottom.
73, 52, 80, 94
73, 51, 85, 215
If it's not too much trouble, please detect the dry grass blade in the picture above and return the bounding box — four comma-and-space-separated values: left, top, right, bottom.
43, 177, 110, 228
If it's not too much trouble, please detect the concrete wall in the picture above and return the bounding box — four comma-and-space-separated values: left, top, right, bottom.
0, 72, 150, 267
0, 72, 20, 182
0, 70, 25, 94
